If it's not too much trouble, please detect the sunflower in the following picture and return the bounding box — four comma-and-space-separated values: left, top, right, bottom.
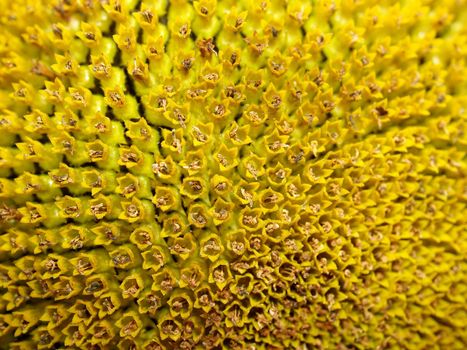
0, 0, 466, 349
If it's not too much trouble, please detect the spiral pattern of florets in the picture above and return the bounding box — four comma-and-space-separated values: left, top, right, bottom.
0, 0, 466, 349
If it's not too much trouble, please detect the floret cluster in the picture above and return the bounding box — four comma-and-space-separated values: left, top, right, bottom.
0, 0, 466, 349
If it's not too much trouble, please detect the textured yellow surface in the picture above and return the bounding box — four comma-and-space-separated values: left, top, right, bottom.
0, 0, 466, 349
